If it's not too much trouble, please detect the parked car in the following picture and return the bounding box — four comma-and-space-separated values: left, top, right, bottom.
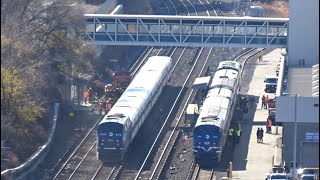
272, 165, 286, 173
265, 173, 289, 180
264, 75, 278, 93
298, 168, 319, 180
300, 174, 316, 180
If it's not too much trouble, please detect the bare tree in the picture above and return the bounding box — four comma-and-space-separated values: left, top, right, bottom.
1, 0, 96, 168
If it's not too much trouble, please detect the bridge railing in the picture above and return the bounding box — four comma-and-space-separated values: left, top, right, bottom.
83, 15, 288, 47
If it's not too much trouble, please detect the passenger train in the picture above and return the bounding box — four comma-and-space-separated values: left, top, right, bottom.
97, 56, 173, 162
193, 61, 242, 164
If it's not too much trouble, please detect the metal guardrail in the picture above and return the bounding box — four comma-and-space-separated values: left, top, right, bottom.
1, 103, 60, 180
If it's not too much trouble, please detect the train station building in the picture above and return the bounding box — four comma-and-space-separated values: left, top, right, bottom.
275, 0, 319, 169
276, 65, 319, 168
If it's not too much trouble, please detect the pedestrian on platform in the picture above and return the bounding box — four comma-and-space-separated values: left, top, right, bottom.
94, 92, 98, 103
236, 128, 241, 144
228, 127, 234, 144
261, 95, 266, 109
233, 129, 238, 145
244, 96, 249, 106
256, 128, 261, 143
267, 119, 272, 133
88, 87, 92, 102
265, 95, 270, 109
102, 101, 107, 114
83, 89, 89, 104
99, 102, 103, 115
249, 96, 255, 108
260, 128, 264, 143
243, 105, 249, 120
240, 96, 245, 110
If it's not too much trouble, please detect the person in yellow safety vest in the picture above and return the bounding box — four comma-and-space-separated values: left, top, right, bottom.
236, 128, 241, 144
228, 127, 234, 144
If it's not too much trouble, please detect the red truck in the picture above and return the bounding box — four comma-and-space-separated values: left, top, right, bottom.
104, 72, 132, 110
112, 72, 132, 89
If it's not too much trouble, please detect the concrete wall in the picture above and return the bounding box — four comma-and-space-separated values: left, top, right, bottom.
288, 0, 319, 66
276, 96, 319, 123
282, 122, 319, 168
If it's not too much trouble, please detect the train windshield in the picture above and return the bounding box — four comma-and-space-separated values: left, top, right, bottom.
97, 122, 124, 149
193, 125, 221, 147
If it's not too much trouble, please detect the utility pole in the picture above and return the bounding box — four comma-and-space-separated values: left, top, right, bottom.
293, 94, 298, 179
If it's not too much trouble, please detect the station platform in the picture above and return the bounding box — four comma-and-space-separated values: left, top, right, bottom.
231, 48, 284, 179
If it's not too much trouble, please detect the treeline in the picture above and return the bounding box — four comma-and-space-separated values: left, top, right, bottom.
1, 0, 95, 168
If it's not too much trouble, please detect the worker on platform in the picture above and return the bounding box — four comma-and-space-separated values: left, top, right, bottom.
228, 127, 234, 144
256, 128, 261, 143
249, 96, 255, 108
99, 101, 103, 115
267, 119, 272, 133
260, 128, 264, 143
243, 105, 249, 121
261, 95, 266, 109
236, 127, 241, 144
240, 96, 245, 110
265, 95, 270, 109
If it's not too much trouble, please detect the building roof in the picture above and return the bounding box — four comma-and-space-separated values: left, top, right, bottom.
287, 66, 313, 97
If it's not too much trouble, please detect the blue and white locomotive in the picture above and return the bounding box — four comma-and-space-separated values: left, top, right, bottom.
97, 56, 173, 162
193, 61, 241, 164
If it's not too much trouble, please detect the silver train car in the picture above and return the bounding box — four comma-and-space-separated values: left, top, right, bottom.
97, 56, 173, 162
193, 61, 241, 164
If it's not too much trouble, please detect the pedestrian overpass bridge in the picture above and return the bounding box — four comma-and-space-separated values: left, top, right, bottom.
84, 14, 289, 48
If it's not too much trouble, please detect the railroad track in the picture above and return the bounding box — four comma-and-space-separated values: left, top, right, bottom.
50, 45, 174, 180
50, 1, 178, 179
131, 1, 219, 180
104, 1, 216, 180
107, 47, 195, 180
191, 165, 216, 180
95, 2, 199, 180
93, 48, 178, 180
50, 0, 257, 179
152, 1, 264, 179
183, 48, 265, 180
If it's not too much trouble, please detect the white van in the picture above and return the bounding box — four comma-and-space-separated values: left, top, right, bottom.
264, 75, 278, 93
